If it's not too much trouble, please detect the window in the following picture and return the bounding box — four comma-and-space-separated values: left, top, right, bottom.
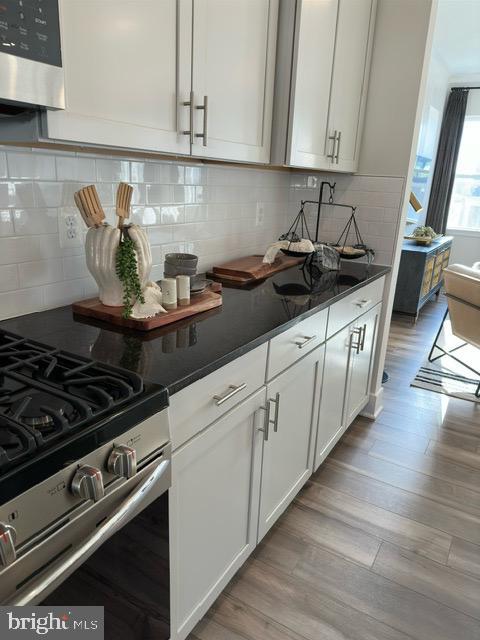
447, 117, 480, 232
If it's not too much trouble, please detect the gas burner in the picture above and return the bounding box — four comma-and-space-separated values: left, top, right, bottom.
0, 329, 152, 476
0, 424, 27, 452
10, 393, 77, 430
0, 420, 37, 470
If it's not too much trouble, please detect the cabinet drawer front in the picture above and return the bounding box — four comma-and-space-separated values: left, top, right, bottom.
170, 343, 268, 450
431, 265, 443, 288
420, 256, 435, 297
267, 308, 328, 380
327, 277, 384, 338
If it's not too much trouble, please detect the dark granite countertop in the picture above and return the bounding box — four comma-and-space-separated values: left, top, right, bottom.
0, 261, 390, 396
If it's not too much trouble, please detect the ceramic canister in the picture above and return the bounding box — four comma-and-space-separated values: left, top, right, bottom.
176, 275, 190, 306
161, 278, 177, 310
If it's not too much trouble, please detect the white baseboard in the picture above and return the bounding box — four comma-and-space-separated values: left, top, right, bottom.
360, 386, 384, 420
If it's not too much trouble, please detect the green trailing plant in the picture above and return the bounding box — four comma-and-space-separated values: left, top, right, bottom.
413, 225, 438, 239
116, 229, 145, 318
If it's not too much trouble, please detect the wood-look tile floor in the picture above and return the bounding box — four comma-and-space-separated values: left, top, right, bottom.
190, 297, 480, 640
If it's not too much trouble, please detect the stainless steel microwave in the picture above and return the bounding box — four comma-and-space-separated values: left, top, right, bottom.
0, 0, 64, 109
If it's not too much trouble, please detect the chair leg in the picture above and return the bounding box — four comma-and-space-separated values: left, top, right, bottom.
428, 308, 449, 363
428, 309, 480, 394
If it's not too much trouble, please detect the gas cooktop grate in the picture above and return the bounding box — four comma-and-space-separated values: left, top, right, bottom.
0, 330, 145, 473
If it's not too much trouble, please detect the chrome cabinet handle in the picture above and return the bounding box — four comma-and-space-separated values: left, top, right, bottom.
335, 130, 341, 164
360, 323, 367, 351
355, 298, 371, 308
257, 403, 271, 441
294, 335, 317, 349
8, 457, 170, 606
195, 95, 208, 146
269, 393, 280, 433
181, 90, 194, 145
213, 383, 246, 406
351, 327, 362, 354
327, 129, 337, 161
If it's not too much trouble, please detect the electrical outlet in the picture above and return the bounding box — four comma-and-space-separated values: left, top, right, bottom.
256, 203, 265, 225
59, 209, 82, 249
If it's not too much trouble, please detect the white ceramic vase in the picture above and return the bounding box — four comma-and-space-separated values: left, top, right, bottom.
85, 224, 152, 307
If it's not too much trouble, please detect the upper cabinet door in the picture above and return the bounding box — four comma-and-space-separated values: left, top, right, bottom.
272, 0, 376, 173
327, 0, 376, 172
47, 0, 192, 154
288, 0, 338, 169
190, 0, 278, 163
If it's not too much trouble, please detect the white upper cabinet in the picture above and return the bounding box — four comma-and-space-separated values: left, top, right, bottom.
47, 0, 192, 154
286, 0, 338, 169
191, 0, 278, 163
272, 0, 377, 172
327, 0, 376, 171
47, 0, 278, 162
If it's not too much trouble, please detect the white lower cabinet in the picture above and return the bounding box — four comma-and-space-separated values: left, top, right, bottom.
345, 304, 380, 425
314, 302, 382, 470
258, 346, 323, 541
169, 388, 265, 640
169, 295, 383, 639
314, 323, 352, 470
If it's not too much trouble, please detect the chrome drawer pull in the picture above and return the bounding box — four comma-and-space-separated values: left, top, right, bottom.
195, 95, 208, 146
327, 129, 337, 161
351, 327, 362, 354
360, 323, 367, 351
181, 90, 194, 145
269, 393, 280, 433
257, 403, 270, 442
294, 335, 317, 349
213, 383, 247, 406
355, 298, 371, 308
335, 130, 341, 164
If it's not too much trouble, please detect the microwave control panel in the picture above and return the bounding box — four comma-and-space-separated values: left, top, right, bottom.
0, 0, 61, 67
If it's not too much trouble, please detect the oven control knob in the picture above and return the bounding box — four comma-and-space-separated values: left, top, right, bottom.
0, 523, 16, 567
107, 445, 137, 479
71, 465, 105, 502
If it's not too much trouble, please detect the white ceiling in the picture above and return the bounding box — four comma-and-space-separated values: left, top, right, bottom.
433, 0, 480, 76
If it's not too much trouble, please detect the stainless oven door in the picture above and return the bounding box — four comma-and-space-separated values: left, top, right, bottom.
4, 452, 170, 640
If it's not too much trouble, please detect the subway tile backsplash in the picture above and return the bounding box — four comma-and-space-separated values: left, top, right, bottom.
0, 146, 404, 320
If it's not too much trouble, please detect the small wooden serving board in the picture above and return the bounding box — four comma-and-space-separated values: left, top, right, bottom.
72, 284, 222, 332
209, 254, 303, 285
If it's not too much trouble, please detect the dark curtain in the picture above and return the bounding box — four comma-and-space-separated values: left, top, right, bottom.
425, 88, 469, 234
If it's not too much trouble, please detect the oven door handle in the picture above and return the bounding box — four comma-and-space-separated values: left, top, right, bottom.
7, 457, 170, 606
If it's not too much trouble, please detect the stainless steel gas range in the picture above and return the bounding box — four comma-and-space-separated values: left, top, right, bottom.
0, 330, 171, 639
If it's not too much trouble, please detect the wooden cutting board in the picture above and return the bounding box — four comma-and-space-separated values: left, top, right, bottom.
72, 284, 222, 332
210, 254, 303, 284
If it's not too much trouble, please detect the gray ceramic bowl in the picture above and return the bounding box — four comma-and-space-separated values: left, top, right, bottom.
163, 262, 197, 277
164, 253, 198, 268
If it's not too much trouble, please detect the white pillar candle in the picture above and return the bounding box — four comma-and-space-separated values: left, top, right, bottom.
176, 275, 190, 306
161, 278, 177, 310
